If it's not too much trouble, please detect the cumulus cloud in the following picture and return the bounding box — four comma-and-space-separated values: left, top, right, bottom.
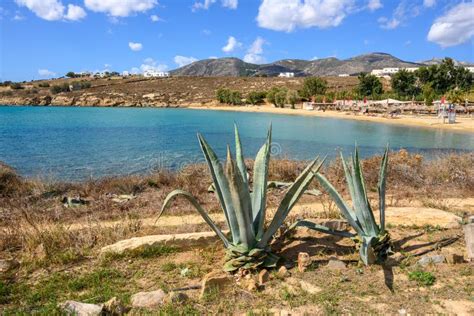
367, 0, 382, 11
192, 0, 238, 11
140, 58, 168, 72
129, 42, 143, 51
84, 0, 157, 17
423, 0, 436, 8
243, 37, 266, 64
15, 0, 86, 21
256, 0, 355, 32
427, 2, 474, 47
174, 55, 198, 67
150, 14, 161, 22
377, 16, 400, 29
38, 69, 56, 77
222, 36, 242, 53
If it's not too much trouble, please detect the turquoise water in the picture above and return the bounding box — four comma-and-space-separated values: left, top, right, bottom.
1, 106, 473, 181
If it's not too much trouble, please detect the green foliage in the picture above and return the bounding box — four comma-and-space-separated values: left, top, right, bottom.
408, 270, 436, 286
247, 91, 267, 105
416, 58, 473, 94
293, 146, 391, 266
391, 69, 419, 97
70, 81, 92, 90
216, 88, 242, 105
9, 82, 24, 90
301, 77, 327, 98
0, 81, 13, 87
357, 73, 383, 96
286, 90, 299, 109
38, 82, 50, 88
422, 83, 437, 106
446, 89, 466, 104
66, 71, 77, 78
50, 83, 70, 94
159, 125, 323, 272
275, 88, 288, 108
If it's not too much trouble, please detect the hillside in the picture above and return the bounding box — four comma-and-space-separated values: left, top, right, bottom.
171, 53, 422, 77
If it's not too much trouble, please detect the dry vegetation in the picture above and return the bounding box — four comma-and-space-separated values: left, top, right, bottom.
1, 151, 473, 314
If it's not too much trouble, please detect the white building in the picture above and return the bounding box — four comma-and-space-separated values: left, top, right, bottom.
278, 72, 295, 78
338, 74, 350, 77
144, 70, 170, 78
382, 67, 399, 74
371, 69, 385, 77
404, 67, 419, 72
466, 67, 474, 73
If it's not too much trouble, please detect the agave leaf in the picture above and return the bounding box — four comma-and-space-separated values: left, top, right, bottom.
378, 145, 389, 232
289, 220, 356, 238
339, 152, 361, 225
252, 127, 272, 239
351, 148, 378, 236
225, 146, 255, 249
258, 157, 324, 247
234, 124, 249, 189
158, 189, 229, 248
359, 236, 376, 266
315, 173, 364, 236
198, 134, 240, 244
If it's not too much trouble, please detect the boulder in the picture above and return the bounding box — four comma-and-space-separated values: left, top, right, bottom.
417, 254, 445, 266
464, 223, 474, 261
277, 266, 289, 278
58, 301, 103, 316
200, 272, 233, 299
130, 290, 166, 309
326, 259, 346, 270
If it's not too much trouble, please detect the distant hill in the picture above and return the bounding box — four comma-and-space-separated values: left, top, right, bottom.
420, 58, 474, 67
170, 52, 447, 77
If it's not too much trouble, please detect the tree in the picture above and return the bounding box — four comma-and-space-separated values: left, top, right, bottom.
357, 73, 383, 96
446, 89, 465, 105
286, 90, 298, 109
391, 69, 419, 98
247, 91, 267, 105
275, 89, 288, 108
422, 83, 436, 106
266, 87, 282, 106
301, 77, 327, 98
66, 72, 77, 78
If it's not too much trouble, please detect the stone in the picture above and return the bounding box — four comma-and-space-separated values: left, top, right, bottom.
246, 279, 258, 292
297, 252, 311, 272
100, 231, 225, 256
441, 249, 464, 264
58, 300, 103, 316
0, 259, 20, 279
103, 297, 126, 315
130, 290, 166, 309
417, 254, 445, 266
258, 269, 269, 285
326, 259, 346, 270
299, 280, 322, 294
277, 266, 289, 278
200, 272, 233, 299
463, 223, 474, 261
164, 291, 188, 304
320, 219, 349, 231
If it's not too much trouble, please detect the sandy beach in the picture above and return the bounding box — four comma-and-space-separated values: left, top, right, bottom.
190, 105, 474, 133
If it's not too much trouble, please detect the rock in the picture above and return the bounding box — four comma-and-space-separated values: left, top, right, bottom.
0, 259, 20, 279
277, 266, 289, 278
464, 223, 474, 261
110, 194, 135, 203
441, 249, 464, 264
299, 280, 322, 294
100, 231, 224, 256
58, 301, 103, 316
258, 269, 269, 285
320, 219, 349, 231
326, 259, 346, 270
164, 291, 188, 304
103, 297, 126, 315
130, 290, 166, 309
417, 254, 445, 266
200, 272, 233, 299
246, 279, 258, 292
297, 252, 311, 272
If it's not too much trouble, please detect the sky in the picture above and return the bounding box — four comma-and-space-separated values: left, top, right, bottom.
0, 0, 473, 81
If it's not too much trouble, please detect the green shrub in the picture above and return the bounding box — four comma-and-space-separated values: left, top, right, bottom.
247, 91, 267, 105
286, 90, 299, 109
216, 88, 242, 105
408, 270, 436, 286
50, 83, 70, 94
301, 77, 327, 98
275, 89, 287, 107
38, 82, 50, 88
9, 82, 24, 90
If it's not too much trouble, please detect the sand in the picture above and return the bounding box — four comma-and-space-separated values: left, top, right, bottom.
190, 105, 474, 133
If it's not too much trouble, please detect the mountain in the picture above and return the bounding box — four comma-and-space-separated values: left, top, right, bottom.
170, 53, 429, 77
420, 58, 474, 67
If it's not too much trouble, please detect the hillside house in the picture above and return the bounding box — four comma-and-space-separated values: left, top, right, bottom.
338, 74, 350, 77
278, 72, 295, 78
144, 70, 170, 78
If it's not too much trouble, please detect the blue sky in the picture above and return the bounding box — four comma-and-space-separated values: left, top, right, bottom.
1, 0, 473, 81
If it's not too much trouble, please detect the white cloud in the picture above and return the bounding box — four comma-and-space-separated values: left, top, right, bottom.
427, 2, 474, 47
84, 0, 157, 17
65, 4, 86, 21
222, 0, 238, 9
377, 16, 400, 29
201, 29, 211, 35
150, 14, 161, 22
256, 0, 355, 32
222, 36, 242, 53
378, 1, 425, 30
15, 0, 86, 21
38, 69, 56, 77
209, 56, 219, 59
140, 58, 168, 72
243, 37, 266, 64
367, 0, 382, 11
129, 42, 143, 51
423, 0, 436, 8
13, 13, 25, 20
174, 55, 198, 67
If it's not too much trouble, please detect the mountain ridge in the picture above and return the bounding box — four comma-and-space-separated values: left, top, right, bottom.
171, 53, 471, 77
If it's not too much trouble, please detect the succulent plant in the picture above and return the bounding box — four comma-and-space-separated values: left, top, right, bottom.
158, 125, 324, 272
291, 146, 391, 265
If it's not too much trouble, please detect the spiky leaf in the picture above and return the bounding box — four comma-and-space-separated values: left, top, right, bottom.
378, 145, 389, 232
289, 220, 356, 238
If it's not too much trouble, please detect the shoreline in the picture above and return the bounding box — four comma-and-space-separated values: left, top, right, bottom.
189, 105, 474, 133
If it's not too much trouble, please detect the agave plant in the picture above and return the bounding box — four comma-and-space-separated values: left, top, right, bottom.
291, 146, 391, 265
158, 125, 324, 272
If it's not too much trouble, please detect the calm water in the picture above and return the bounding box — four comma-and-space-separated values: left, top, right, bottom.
1, 106, 473, 181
